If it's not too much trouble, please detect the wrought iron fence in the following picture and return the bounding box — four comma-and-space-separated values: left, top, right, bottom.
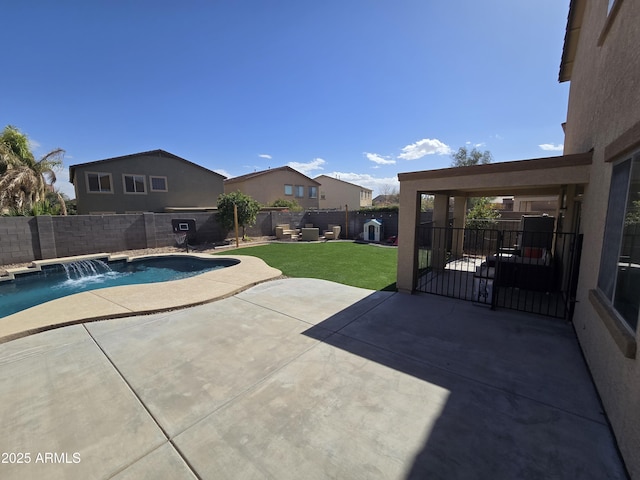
415, 225, 582, 319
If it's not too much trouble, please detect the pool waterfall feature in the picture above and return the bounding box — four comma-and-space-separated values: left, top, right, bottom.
0, 254, 239, 319
62, 259, 114, 280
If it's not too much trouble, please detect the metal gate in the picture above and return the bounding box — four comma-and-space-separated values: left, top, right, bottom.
415, 224, 583, 319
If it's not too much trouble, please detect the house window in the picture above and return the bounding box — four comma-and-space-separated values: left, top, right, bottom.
308, 186, 317, 199
150, 176, 168, 192
123, 174, 146, 194
86, 172, 112, 193
284, 184, 293, 196
599, 0, 623, 45
598, 153, 640, 330
295, 185, 304, 198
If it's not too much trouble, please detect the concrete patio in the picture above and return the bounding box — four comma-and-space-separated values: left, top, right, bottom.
0, 277, 628, 479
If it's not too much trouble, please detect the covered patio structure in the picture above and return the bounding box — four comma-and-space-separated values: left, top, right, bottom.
396, 153, 592, 316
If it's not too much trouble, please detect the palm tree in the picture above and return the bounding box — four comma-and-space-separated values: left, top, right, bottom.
0, 125, 32, 172
0, 125, 65, 214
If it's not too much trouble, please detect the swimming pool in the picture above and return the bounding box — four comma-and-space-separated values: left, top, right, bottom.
0, 256, 238, 319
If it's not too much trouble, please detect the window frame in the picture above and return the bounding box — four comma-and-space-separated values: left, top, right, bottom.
308, 186, 318, 199
599, 0, 624, 45
597, 151, 640, 331
149, 176, 168, 192
123, 174, 147, 195
284, 184, 293, 196
294, 185, 304, 198
85, 172, 113, 194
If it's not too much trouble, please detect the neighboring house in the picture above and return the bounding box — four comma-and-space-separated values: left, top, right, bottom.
69, 150, 225, 214
396, 0, 640, 476
224, 166, 320, 209
512, 194, 557, 215
498, 197, 514, 211
372, 194, 400, 207
314, 175, 372, 211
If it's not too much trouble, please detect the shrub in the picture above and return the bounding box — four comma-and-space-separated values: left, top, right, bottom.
269, 198, 303, 211
465, 198, 500, 229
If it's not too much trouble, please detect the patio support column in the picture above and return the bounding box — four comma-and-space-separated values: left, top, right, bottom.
432, 194, 450, 272
563, 184, 580, 232
397, 183, 421, 293
452, 196, 467, 259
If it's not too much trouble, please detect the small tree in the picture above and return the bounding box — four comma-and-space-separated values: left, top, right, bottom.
450, 146, 492, 167
421, 194, 434, 211
378, 184, 400, 206
216, 191, 261, 239
451, 146, 495, 212
465, 197, 501, 229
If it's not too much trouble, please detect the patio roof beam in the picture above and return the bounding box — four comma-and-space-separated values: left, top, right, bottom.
433, 186, 567, 198
398, 152, 592, 182
399, 153, 592, 197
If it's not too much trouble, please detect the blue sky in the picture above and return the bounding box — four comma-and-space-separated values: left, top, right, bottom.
3, 1, 570, 199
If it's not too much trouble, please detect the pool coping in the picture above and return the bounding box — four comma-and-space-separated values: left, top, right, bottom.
0, 253, 282, 344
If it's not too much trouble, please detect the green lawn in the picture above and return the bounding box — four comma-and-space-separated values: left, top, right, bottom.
215, 242, 397, 291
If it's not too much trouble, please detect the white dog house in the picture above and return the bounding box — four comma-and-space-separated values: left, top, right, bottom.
363, 219, 383, 242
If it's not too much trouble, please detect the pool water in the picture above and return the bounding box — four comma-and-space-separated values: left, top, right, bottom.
0, 256, 236, 319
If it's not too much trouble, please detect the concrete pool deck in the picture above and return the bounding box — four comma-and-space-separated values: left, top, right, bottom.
0, 275, 629, 479
0, 253, 282, 343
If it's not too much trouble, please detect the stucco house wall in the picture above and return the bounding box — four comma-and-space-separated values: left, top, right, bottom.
70, 150, 225, 214
315, 175, 372, 211
224, 166, 320, 209
561, 1, 640, 476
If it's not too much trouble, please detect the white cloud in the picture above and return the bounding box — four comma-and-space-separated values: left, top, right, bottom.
365, 152, 396, 165
539, 143, 564, 152
398, 138, 451, 160
214, 169, 233, 178
326, 171, 399, 197
28, 138, 42, 152
258, 154, 272, 159
288, 157, 326, 175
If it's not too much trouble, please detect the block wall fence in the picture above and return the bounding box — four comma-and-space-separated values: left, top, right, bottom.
0, 210, 406, 265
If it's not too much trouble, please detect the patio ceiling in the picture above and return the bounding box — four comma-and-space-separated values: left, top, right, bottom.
397, 152, 592, 198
